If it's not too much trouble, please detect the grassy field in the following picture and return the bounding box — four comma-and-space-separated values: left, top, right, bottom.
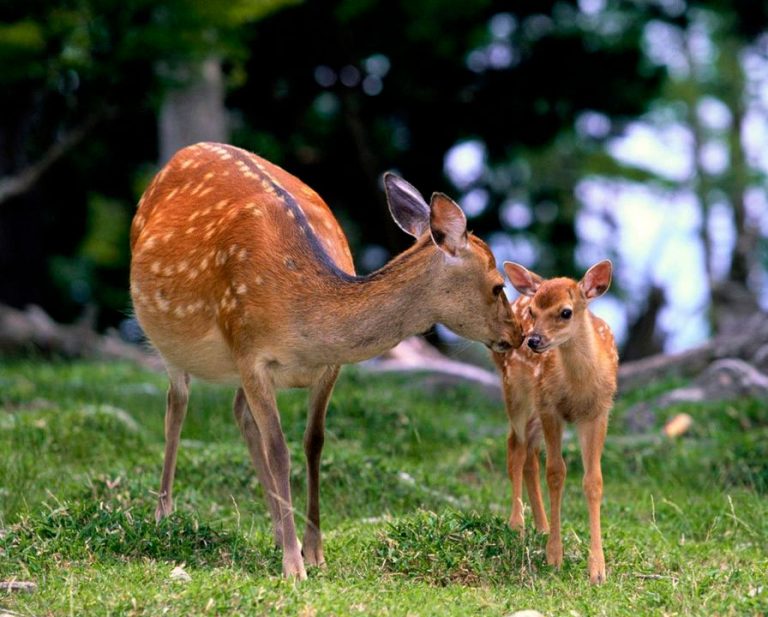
1, 359, 766, 616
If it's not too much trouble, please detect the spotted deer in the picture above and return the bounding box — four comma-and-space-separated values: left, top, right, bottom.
492, 260, 618, 584
129, 142, 523, 580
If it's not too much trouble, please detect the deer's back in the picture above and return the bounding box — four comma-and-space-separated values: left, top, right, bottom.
129, 143, 355, 382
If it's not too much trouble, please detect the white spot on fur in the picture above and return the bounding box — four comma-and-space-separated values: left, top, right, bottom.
180, 159, 194, 169
154, 291, 170, 312
150, 262, 161, 274
236, 283, 247, 295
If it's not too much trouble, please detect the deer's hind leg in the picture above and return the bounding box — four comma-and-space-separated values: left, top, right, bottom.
155, 367, 190, 522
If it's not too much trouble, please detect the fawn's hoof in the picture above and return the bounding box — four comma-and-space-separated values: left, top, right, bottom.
545, 540, 563, 568
508, 513, 526, 536
588, 553, 606, 584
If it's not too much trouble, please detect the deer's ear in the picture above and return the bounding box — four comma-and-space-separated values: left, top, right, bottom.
503, 262, 543, 297
384, 173, 430, 238
429, 193, 468, 256
579, 260, 612, 300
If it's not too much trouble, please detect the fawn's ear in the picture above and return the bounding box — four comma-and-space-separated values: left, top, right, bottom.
579, 259, 612, 300
384, 173, 430, 238
503, 262, 543, 296
429, 193, 468, 256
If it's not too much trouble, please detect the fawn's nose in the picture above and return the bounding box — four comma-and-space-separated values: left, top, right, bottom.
527, 334, 542, 350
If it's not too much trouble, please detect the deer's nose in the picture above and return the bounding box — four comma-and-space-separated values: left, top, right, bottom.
527, 334, 542, 350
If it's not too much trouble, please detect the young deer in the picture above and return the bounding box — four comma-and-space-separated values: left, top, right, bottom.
492, 260, 618, 584
129, 142, 523, 580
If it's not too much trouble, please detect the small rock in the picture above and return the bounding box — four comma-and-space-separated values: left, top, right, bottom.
169, 565, 191, 583
663, 413, 693, 438
507, 611, 546, 617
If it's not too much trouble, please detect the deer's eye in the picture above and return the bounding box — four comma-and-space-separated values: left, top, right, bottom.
528, 308, 536, 320
561, 308, 573, 319
493, 284, 504, 297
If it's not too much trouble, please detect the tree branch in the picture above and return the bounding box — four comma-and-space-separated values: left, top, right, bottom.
0, 110, 111, 205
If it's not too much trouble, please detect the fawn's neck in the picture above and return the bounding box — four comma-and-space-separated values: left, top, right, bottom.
557, 312, 600, 384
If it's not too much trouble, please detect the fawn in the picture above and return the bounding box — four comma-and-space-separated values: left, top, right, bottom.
129, 142, 523, 580
492, 260, 618, 584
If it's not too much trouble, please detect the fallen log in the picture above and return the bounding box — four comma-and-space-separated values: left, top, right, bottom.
0, 303, 162, 370
617, 312, 768, 393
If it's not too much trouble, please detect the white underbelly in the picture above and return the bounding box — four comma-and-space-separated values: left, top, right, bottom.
147, 324, 240, 384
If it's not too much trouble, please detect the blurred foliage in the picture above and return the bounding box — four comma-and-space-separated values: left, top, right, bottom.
1, 0, 764, 331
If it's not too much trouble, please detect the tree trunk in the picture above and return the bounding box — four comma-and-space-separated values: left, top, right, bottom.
158, 57, 228, 164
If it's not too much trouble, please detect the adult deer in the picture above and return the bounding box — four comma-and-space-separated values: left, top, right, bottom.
129, 142, 523, 580
493, 261, 618, 584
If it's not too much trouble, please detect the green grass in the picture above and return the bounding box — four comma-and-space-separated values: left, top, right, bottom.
1, 359, 766, 616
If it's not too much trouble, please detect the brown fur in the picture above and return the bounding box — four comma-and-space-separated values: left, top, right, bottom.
130, 143, 523, 580
493, 261, 618, 584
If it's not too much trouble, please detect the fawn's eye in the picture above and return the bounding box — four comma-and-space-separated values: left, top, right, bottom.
561, 308, 573, 319
528, 307, 536, 320
493, 284, 504, 297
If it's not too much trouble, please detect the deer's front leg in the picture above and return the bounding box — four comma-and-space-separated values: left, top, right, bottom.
239, 365, 305, 580
541, 412, 565, 568
302, 366, 340, 567
577, 412, 609, 584
506, 427, 528, 533
523, 443, 549, 533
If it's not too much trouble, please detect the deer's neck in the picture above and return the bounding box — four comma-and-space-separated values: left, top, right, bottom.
298, 238, 441, 365
557, 312, 599, 385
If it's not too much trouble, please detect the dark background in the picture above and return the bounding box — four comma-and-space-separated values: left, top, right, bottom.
1, 0, 766, 358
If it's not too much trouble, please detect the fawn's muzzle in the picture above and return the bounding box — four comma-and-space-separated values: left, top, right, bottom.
527, 334, 543, 351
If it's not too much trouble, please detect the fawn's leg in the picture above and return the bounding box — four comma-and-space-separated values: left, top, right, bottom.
233, 387, 283, 547
524, 445, 549, 533
302, 365, 340, 567
541, 413, 566, 568
239, 365, 305, 580
155, 368, 190, 522
507, 427, 528, 533
577, 412, 609, 584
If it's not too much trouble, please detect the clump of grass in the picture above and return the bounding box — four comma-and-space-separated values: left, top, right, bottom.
376, 509, 538, 586
0, 481, 276, 578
